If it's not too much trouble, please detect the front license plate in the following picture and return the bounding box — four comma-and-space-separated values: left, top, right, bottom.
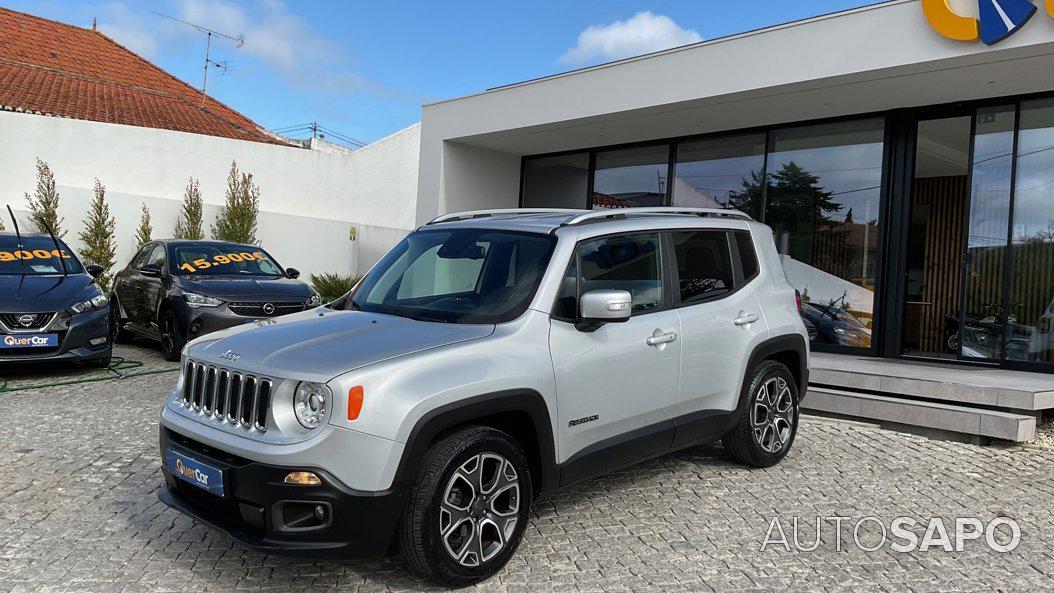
1, 333, 57, 348
165, 449, 224, 497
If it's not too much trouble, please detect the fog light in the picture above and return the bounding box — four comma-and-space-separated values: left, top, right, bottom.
313, 504, 326, 522
283, 471, 322, 486
90, 336, 108, 346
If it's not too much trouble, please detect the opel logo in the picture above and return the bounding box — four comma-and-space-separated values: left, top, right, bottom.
17, 314, 35, 328
262, 303, 275, 315
219, 349, 240, 362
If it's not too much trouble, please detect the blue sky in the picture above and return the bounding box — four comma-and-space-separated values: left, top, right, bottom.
6, 0, 879, 144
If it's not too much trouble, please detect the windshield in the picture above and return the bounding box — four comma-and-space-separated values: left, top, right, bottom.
0, 235, 84, 275
348, 229, 556, 324
170, 243, 285, 277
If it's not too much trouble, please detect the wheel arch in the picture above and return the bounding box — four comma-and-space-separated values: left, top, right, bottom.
734, 334, 809, 420
392, 389, 559, 496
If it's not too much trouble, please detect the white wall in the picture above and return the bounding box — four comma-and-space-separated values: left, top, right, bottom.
0, 112, 421, 280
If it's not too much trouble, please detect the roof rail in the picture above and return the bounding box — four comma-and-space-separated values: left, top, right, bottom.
427, 208, 582, 225
561, 207, 752, 227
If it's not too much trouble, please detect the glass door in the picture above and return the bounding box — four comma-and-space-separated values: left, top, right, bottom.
900, 106, 1017, 362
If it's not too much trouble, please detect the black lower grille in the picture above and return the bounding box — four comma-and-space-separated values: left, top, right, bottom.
228, 302, 305, 317
174, 480, 244, 524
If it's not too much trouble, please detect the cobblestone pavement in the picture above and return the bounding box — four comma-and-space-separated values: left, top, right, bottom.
0, 342, 176, 392
1, 372, 1053, 593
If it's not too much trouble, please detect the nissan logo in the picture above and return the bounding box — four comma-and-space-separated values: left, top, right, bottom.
262, 303, 275, 315
17, 314, 35, 328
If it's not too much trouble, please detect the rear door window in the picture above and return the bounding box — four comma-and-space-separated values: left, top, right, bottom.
670, 230, 734, 305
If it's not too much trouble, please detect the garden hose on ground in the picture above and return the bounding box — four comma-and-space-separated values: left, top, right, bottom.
0, 356, 179, 393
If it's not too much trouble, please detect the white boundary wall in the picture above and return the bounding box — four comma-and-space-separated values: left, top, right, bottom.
0, 112, 420, 279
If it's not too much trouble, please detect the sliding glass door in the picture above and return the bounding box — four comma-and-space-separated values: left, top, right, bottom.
900, 98, 1054, 369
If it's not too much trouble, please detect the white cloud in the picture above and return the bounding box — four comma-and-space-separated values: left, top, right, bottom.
95, 2, 159, 58
558, 11, 702, 65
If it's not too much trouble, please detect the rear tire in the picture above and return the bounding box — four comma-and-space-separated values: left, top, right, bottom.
723, 360, 800, 468
159, 310, 184, 362
399, 426, 532, 587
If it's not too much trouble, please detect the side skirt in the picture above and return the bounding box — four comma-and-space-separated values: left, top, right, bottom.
557, 410, 736, 490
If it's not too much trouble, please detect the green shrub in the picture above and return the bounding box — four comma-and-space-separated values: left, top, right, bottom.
173, 177, 205, 240
78, 180, 117, 291
134, 202, 153, 248
211, 161, 260, 245
25, 158, 65, 237
310, 272, 361, 302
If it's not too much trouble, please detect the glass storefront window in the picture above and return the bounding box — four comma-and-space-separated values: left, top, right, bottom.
1011, 98, 1054, 366
522, 153, 590, 209
962, 105, 1016, 361
593, 145, 669, 209
673, 134, 766, 213
765, 119, 885, 349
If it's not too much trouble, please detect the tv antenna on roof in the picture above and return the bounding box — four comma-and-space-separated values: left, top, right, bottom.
153, 12, 245, 102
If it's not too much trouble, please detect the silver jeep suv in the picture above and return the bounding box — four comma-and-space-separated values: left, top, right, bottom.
158, 207, 809, 586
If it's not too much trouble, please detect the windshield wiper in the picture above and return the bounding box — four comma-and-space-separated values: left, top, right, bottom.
5, 205, 26, 276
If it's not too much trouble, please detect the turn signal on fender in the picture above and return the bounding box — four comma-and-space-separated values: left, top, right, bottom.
348, 386, 364, 421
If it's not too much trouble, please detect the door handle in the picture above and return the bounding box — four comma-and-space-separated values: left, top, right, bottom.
733, 313, 760, 326
646, 331, 678, 347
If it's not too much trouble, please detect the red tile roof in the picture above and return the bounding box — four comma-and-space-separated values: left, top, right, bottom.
0, 7, 290, 145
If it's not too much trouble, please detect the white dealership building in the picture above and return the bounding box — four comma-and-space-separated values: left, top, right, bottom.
413, 0, 1054, 438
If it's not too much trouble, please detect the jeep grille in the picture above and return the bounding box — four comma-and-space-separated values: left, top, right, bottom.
181, 360, 271, 432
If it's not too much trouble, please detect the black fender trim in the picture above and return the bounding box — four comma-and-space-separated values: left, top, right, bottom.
733, 334, 810, 422
392, 389, 560, 495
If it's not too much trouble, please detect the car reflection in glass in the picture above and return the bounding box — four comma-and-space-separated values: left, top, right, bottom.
801, 302, 871, 348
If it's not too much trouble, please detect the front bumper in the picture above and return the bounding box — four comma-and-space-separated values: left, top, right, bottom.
158, 426, 406, 558
0, 307, 110, 364
175, 301, 315, 342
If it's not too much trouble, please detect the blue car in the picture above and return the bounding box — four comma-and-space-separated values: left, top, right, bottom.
0, 232, 111, 367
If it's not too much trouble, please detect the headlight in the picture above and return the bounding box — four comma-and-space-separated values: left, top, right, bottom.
184, 292, 223, 308
293, 382, 330, 429
306, 291, 322, 307
69, 293, 108, 315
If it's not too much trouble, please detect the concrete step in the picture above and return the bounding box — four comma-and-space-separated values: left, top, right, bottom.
804, 386, 1037, 442
810, 353, 1054, 412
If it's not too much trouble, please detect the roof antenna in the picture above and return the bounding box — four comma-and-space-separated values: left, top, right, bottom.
5, 205, 26, 275
152, 12, 245, 104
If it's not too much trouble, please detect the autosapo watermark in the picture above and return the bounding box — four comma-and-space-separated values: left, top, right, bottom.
760, 516, 1021, 553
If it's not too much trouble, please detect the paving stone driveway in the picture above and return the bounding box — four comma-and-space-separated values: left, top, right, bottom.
1, 370, 1052, 593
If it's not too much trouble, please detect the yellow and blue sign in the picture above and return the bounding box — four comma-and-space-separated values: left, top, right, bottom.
923, 0, 1053, 45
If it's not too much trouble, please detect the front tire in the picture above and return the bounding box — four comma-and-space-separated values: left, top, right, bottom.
399, 426, 533, 587
109, 300, 133, 345
723, 360, 800, 468
159, 310, 184, 362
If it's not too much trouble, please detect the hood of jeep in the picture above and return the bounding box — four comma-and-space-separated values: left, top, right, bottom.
188, 308, 495, 380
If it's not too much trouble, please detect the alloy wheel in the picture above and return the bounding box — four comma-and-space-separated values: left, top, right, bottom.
751, 376, 795, 454
439, 453, 521, 568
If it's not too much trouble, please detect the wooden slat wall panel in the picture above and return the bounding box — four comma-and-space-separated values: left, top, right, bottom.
909, 176, 967, 355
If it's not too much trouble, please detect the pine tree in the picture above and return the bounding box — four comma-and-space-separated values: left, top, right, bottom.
78, 180, 117, 291
211, 161, 260, 245
24, 158, 65, 237
134, 203, 153, 248
173, 177, 205, 240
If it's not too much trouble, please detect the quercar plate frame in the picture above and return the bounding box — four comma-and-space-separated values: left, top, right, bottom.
165, 449, 226, 498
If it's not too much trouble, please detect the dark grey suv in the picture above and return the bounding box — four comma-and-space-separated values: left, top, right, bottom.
110, 239, 321, 361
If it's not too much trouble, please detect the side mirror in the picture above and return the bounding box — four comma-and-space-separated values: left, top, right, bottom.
286, 267, 301, 279
577, 289, 632, 331
139, 263, 162, 278
85, 264, 104, 278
